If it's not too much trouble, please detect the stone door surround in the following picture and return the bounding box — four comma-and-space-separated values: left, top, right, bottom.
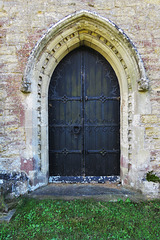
21, 11, 150, 189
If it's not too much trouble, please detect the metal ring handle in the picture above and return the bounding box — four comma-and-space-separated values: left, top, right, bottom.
73, 126, 81, 135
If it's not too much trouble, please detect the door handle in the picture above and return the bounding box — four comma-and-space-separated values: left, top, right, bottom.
72, 126, 81, 135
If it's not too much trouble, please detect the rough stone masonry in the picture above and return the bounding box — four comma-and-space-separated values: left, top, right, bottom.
0, 0, 160, 197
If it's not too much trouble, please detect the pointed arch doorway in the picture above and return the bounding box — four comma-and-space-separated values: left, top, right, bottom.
48, 46, 120, 182
22, 11, 149, 189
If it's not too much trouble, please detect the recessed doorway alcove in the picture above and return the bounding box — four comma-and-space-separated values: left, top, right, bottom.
21, 10, 150, 189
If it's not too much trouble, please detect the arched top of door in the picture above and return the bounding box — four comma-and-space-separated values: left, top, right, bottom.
21, 10, 149, 93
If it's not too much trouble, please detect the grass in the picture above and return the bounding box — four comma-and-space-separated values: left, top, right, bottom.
0, 197, 160, 239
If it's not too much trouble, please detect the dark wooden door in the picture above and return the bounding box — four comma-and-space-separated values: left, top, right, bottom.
48, 47, 120, 180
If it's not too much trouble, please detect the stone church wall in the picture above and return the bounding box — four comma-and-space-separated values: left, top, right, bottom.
0, 0, 160, 196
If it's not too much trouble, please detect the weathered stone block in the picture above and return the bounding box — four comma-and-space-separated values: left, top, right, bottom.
0, 172, 28, 197
20, 158, 34, 175
141, 181, 160, 198
145, 127, 160, 137
141, 115, 158, 124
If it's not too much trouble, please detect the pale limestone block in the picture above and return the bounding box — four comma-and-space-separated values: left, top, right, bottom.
60, 29, 79, 39
54, 44, 68, 63
36, 52, 50, 72
44, 57, 57, 78
6, 34, 26, 44
141, 115, 158, 124
67, 40, 80, 53
145, 127, 160, 137
142, 181, 160, 198
0, 46, 16, 55
1, 55, 18, 63
46, 35, 64, 52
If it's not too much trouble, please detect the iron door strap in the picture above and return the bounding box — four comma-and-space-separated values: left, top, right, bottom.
51, 149, 82, 155
87, 149, 120, 155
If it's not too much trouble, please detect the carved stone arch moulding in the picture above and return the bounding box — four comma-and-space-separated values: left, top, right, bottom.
21, 10, 149, 93
21, 10, 149, 187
